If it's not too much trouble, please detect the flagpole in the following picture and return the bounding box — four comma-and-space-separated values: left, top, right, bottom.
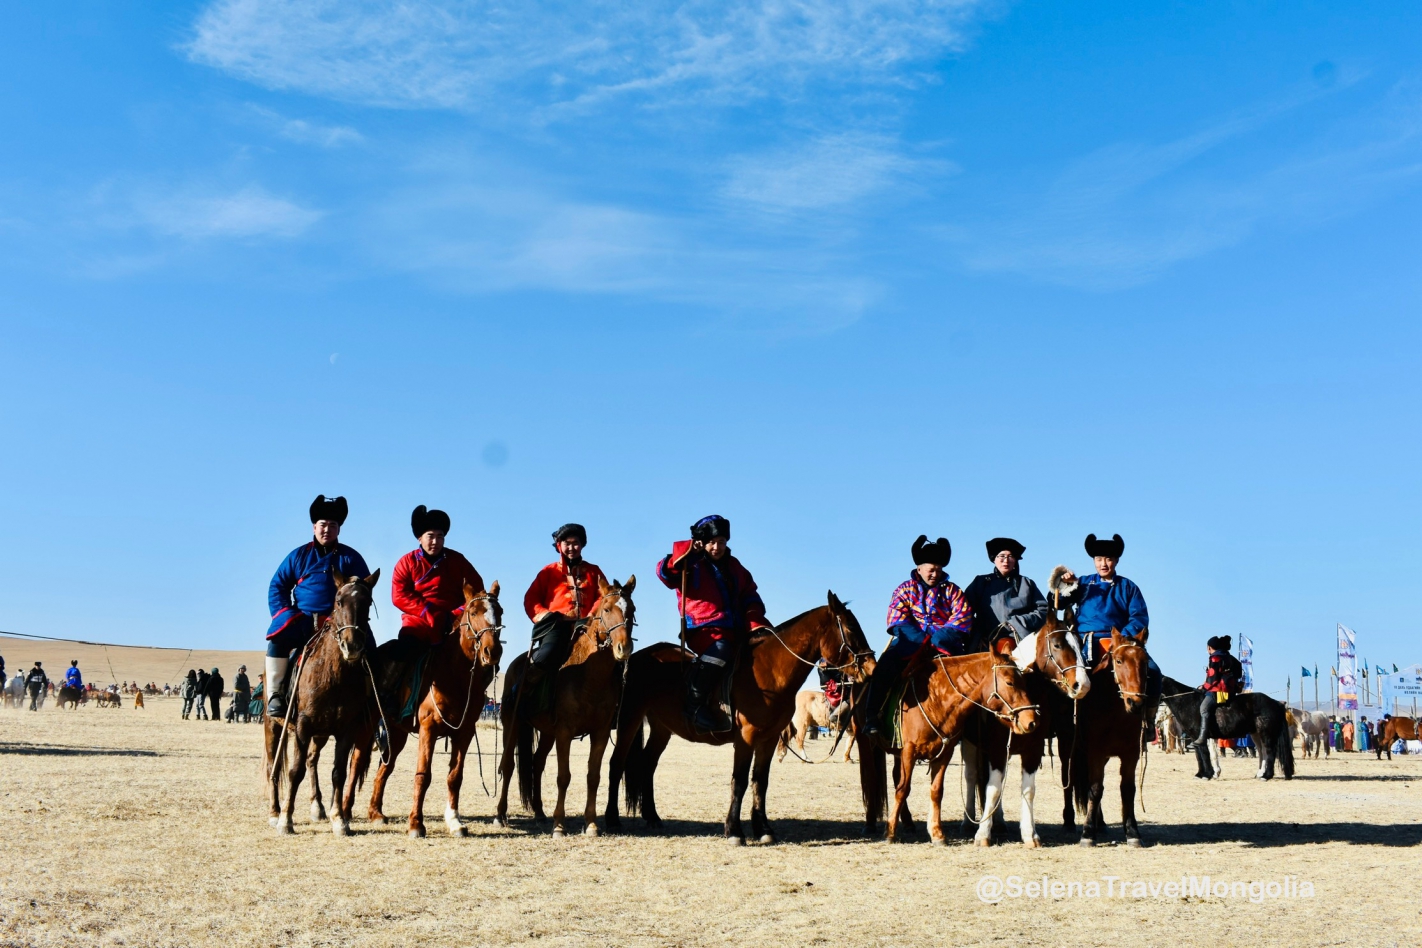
1286, 676, 1291, 708
1313, 667, 1319, 713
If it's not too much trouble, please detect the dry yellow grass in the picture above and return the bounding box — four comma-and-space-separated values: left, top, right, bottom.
0, 636, 265, 690
2, 691, 1420, 947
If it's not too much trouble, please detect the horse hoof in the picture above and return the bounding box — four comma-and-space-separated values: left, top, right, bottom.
370, 815, 387, 826
585, 824, 600, 838
552, 827, 565, 839
1025, 836, 1042, 849
725, 835, 745, 847
930, 837, 947, 847
758, 834, 774, 845
277, 823, 294, 836
1078, 838, 1094, 848
331, 820, 349, 838
311, 804, 325, 823
268, 816, 281, 829
408, 827, 425, 839
974, 836, 992, 848
1126, 838, 1142, 849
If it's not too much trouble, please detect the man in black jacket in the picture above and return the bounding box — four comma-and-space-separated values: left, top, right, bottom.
25, 662, 48, 711
206, 668, 224, 722
231, 666, 251, 723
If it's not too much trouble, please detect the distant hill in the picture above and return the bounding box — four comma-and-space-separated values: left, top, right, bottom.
0, 636, 264, 689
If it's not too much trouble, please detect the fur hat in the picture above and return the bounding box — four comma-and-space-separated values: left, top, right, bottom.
552, 523, 587, 545
309, 495, 348, 525
985, 537, 1026, 560
1207, 635, 1232, 652
1084, 533, 1125, 559
690, 515, 730, 542
411, 505, 451, 538
1048, 565, 1078, 599
911, 535, 951, 567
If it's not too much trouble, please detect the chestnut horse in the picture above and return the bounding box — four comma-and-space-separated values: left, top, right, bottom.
1376, 716, 1419, 760
358, 581, 503, 837
264, 570, 380, 836
606, 592, 873, 844
496, 577, 636, 837
1072, 628, 1150, 847
962, 612, 1090, 847
857, 639, 1040, 844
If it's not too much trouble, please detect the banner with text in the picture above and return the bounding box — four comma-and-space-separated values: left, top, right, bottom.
1336, 624, 1358, 710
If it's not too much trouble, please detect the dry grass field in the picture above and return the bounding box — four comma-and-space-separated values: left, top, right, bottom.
2, 691, 1420, 948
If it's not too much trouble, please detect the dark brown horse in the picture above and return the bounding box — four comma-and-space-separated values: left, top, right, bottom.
1072, 628, 1150, 847
264, 570, 380, 836
56, 685, 86, 709
497, 577, 635, 837
962, 611, 1090, 846
606, 592, 873, 844
857, 639, 1040, 844
358, 581, 503, 837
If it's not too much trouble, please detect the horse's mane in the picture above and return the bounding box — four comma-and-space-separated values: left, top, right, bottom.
752, 604, 827, 642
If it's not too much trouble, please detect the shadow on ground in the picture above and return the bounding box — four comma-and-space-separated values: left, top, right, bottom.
0, 741, 160, 757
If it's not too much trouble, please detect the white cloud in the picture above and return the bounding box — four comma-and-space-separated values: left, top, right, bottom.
133, 185, 322, 239
186, 0, 985, 113
248, 105, 362, 147
722, 133, 944, 212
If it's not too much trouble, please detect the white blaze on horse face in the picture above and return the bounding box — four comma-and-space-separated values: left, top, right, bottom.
1019, 769, 1038, 845
1015, 632, 1037, 672
1072, 637, 1090, 697
975, 768, 1006, 845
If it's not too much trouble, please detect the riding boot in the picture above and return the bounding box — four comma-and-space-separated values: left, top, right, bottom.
685, 659, 732, 733
525, 615, 575, 690
266, 656, 290, 719
859, 650, 908, 739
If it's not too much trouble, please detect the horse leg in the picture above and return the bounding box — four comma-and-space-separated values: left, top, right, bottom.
1121, 751, 1141, 847
926, 755, 948, 846
582, 728, 610, 837
329, 735, 352, 836
367, 726, 408, 825
843, 725, 856, 764
308, 735, 328, 823
639, 726, 673, 830
1019, 762, 1041, 848
723, 740, 753, 845
749, 739, 776, 844
960, 742, 980, 833
495, 713, 518, 827
974, 761, 1006, 848
892, 754, 916, 833
407, 724, 435, 838
1079, 754, 1105, 847
444, 732, 470, 837
280, 730, 310, 835
552, 732, 573, 838
886, 747, 915, 843
531, 729, 555, 822
264, 719, 283, 826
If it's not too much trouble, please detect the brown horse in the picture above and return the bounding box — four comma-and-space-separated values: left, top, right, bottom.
857, 639, 1040, 844
962, 612, 1090, 847
359, 581, 503, 837
56, 685, 86, 709
1072, 628, 1150, 847
497, 577, 636, 837
1376, 716, 1419, 760
606, 592, 874, 844
264, 570, 380, 836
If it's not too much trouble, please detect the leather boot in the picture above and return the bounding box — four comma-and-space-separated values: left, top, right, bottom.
686, 660, 732, 733
265, 656, 290, 719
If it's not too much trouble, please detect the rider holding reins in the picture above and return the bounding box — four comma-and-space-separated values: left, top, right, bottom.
523, 523, 609, 686
265, 495, 371, 718
656, 515, 770, 733
860, 535, 973, 740
1193, 635, 1243, 753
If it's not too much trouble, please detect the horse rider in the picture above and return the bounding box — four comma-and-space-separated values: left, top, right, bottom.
817, 658, 847, 722
264, 495, 370, 719
860, 536, 973, 740
522, 523, 608, 687
63, 660, 84, 692
231, 665, 252, 723
385, 505, 485, 724
1192, 635, 1242, 755
656, 515, 770, 733
963, 537, 1049, 652
1049, 533, 1161, 704
25, 662, 48, 711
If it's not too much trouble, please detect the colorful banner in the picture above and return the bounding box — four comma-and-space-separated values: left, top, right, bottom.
1239, 635, 1254, 691
1336, 624, 1358, 710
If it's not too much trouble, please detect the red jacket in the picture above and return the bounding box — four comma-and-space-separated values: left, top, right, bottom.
656, 541, 769, 634
523, 560, 609, 622
392, 548, 485, 644
1202, 650, 1243, 694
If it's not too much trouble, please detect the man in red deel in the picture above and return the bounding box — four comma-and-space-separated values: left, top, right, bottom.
523, 523, 608, 686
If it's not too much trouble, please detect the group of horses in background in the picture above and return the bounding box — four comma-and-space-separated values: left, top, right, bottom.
262, 576, 1304, 847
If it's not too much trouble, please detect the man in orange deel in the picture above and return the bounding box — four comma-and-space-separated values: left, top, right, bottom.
523, 524, 608, 686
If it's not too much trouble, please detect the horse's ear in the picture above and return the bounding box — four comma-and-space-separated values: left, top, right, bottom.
364, 568, 380, 589
489, 580, 500, 598
1109, 627, 1122, 647
993, 636, 1016, 657
1136, 628, 1149, 646
463, 580, 479, 604
623, 574, 636, 595
827, 590, 843, 612
332, 570, 348, 588
598, 575, 611, 596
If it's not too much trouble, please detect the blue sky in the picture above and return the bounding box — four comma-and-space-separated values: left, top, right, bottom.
1, 1, 1418, 698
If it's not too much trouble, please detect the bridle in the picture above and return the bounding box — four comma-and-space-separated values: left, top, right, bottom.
943, 656, 1042, 727
455, 591, 504, 664
327, 582, 373, 658
575, 590, 635, 653
1035, 627, 1083, 687
1106, 639, 1150, 702
765, 607, 873, 680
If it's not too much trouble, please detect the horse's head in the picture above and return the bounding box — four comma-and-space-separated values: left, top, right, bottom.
1107, 627, 1150, 713
458, 580, 504, 669
588, 575, 636, 662
985, 637, 1040, 735
330, 569, 381, 664
823, 591, 875, 682
1029, 610, 1091, 700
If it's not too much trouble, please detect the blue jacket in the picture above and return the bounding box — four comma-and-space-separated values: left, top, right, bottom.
1073, 572, 1148, 639
64, 667, 82, 688
266, 541, 370, 639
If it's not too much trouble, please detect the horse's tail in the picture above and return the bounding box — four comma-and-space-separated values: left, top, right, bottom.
858, 732, 887, 830
1276, 718, 1295, 779
349, 729, 375, 797
1070, 733, 1089, 818
515, 713, 536, 813
622, 723, 647, 817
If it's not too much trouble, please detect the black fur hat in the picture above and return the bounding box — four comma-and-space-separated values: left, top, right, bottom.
1084, 533, 1125, 559
690, 515, 730, 542
912, 535, 951, 567
411, 505, 451, 538
1207, 635, 1232, 652
552, 523, 587, 545
985, 537, 1026, 560
309, 495, 348, 525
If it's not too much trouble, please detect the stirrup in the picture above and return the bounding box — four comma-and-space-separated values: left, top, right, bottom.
690, 703, 733, 733
267, 694, 287, 718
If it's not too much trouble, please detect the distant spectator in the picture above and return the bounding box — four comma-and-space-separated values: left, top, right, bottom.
231, 666, 251, 724
25, 662, 48, 711
207, 667, 224, 721
194, 669, 210, 720
181, 670, 198, 720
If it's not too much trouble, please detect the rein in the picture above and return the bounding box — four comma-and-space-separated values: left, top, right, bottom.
429, 593, 503, 733
940, 657, 1041, 726
763, 609, 873, 678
